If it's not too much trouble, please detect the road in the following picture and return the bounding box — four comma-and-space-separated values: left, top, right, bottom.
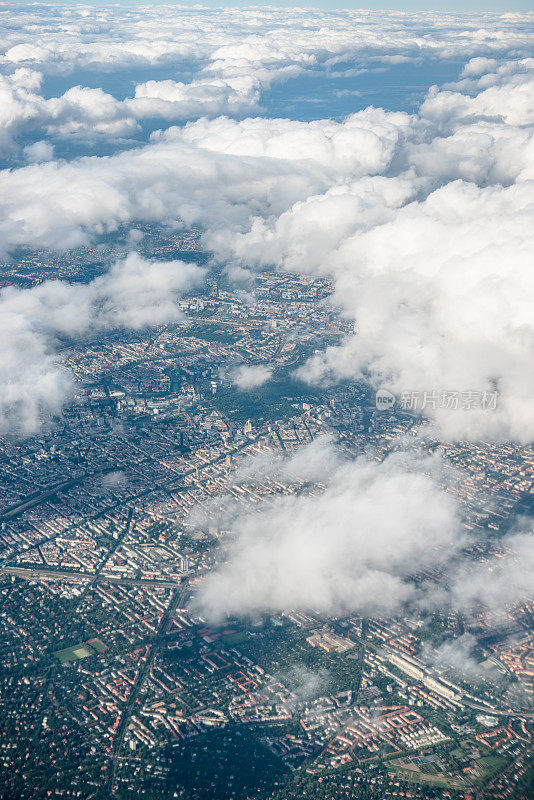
0, 466, 131, 522
106, 583, 188, 795
0, 476, 86, 521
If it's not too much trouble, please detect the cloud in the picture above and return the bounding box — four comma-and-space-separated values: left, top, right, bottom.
204, 67, 534, 441
0, 70, 141, 155
275, 665, 330, 708
231, 364, 273, 390
233, 434, 343, 484
448, 527, 534, 612
0, 252, 204, 332
23, 139, 54, 163
0, 311, 74, 439
0, 253, 205, 435
193, 436, 534, 622
194, 445, 464, 621
0, 134, 331, 252
100, 470, 128, 490
2, 7, 531, 78
421, 633, 503, 685
0, 69, 262, 157
461, 57, 499, 78
0, 6, 531, 157
289, 177, 534, 441
420, 65, 534, 129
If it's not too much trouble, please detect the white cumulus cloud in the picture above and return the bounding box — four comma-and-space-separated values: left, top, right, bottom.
194, 445, 464, 621
231, 364, 273, 390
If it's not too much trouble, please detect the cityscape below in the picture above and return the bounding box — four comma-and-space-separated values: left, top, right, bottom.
1, 228, 533, 799
0, 4, 533, 800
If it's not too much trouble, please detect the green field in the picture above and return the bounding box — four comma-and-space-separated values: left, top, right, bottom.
476, 754, 508, 782
388, 751, 508, 790
387, 764, 464, 789
54, 642, 95, 664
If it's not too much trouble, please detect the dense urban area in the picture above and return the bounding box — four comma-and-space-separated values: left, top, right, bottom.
0, 229, 532, 800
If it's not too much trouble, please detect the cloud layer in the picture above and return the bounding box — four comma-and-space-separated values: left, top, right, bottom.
0, 6, 532, 155
3, 7, 531, 76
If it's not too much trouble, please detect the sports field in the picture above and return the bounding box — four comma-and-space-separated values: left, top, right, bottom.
87, 638, 108, 652
54, 643, 95, 664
